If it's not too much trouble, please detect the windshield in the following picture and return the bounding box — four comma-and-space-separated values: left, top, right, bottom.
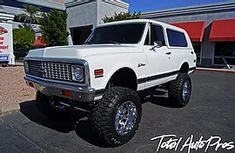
85, 23, 146, 44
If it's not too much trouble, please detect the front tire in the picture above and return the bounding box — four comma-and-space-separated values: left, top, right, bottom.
90, 87, 141, 147
168, 73, 192, 107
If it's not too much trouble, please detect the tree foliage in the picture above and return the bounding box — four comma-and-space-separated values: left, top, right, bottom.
18, 23, 36, 31
103, 12, 140, 23
15, 5, 40, 25
13, 28, 35, 49
39, 10, 68, 46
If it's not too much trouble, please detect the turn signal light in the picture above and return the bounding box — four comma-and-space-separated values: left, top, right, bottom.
94, 69, 104, 78
62, 90, 73, 97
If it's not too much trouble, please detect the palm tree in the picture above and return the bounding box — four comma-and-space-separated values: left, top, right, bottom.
16, 5, 40, 27
18, 23, 36, 31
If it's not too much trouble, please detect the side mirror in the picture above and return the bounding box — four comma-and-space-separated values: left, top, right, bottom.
155, 41, 163, 48
150, 41, 163, 51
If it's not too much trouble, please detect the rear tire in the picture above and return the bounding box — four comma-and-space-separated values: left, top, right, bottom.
90, 87, 141, 147
168, 73, 192, 107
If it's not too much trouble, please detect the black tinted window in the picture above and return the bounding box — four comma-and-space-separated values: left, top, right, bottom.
167, 29, 188, 47
86, 23, 145, 44
151, 25, 165, 45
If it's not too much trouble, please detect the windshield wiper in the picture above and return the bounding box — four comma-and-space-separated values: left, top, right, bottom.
85, 40, 121, 45
85, 41, 94, 44
105, 41, 121, 45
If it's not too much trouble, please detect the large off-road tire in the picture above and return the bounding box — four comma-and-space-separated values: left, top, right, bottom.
168, 73, 192, 107
36, 91, 71, 115
90, 87, 142, 147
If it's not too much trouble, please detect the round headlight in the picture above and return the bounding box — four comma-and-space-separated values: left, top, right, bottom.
72, 66, 84, 82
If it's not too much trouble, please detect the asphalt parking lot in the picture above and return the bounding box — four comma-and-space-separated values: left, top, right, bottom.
0, 70, 235, 153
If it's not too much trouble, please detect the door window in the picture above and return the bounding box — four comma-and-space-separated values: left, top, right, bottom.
150, 25, 165, 46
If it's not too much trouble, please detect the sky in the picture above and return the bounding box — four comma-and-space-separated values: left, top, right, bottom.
123, 0, 231, 12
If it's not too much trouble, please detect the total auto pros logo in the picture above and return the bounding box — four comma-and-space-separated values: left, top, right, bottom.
150, 134, 234, 153
0, 26, 8, 35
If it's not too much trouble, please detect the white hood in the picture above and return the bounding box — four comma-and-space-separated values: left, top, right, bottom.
27, 44, 140, 59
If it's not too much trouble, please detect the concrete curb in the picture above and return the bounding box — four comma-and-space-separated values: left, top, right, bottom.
196, 67, 235, 73
0, 104, 20, 116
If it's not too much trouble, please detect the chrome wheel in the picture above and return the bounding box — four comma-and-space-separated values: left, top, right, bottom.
115, 101, 137, 136
182, 81, 191, 101
50, 97, 68, 112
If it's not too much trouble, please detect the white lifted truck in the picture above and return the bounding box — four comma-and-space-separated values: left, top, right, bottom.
24, 19, 196, 146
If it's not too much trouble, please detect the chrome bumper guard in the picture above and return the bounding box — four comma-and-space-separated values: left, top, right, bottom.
25, 75, 99, 102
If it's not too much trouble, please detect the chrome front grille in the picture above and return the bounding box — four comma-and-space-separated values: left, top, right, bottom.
28, 61, 72, 81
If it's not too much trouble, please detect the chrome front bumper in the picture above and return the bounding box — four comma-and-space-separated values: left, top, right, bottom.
25, 75, 103, 102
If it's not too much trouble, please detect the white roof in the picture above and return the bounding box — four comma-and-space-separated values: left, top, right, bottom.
96, 19, 187, 33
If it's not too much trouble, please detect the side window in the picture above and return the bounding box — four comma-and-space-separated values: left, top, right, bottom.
151, 25, 165, 46
167, 29, 188, 47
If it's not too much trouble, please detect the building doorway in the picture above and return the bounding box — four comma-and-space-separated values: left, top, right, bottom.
192, 42, 202, 64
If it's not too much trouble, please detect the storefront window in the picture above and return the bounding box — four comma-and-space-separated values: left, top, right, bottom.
192, 42, 201, 64
214, 42, 235, 66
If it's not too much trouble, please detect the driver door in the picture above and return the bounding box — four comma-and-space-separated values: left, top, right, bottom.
143, 23, 173, 88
